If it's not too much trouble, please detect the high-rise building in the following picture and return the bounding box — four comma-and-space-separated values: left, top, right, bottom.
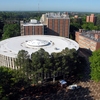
20, 12, 70, 37
40, 12, 70, 37
86, 16, 90, 22
86, 14, 97, 24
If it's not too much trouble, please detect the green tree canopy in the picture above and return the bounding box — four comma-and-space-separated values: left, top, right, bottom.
14, 48, 86, 84
82, 22, 98, 30
0, 66, 30, 100
89, 49, 100, 82
51, 52, 62, 82
31, 48, 51, 83
0, 67, 15, 99
95, 15, 100, 30
15, 50, 31, 80
2, 23, 20, 39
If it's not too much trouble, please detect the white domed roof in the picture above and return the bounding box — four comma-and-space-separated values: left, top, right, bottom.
26, 39, 50, 47
0, 35, 79, 58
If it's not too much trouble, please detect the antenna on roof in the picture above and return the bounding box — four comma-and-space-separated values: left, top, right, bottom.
38, 3, 39, 14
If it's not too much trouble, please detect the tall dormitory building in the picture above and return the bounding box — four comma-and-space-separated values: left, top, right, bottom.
20, 12, 70, 38
86, 14, 97, 24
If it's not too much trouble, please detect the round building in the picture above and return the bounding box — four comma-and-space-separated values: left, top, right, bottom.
0, 35, 79, 69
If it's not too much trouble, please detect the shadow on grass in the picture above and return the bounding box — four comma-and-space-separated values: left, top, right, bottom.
78, 48, 92, 82
19, 83, 93, 100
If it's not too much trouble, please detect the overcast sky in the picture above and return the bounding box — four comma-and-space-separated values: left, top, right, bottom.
0, 0, 100, 12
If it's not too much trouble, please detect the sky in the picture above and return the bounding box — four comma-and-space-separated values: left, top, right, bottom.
0, 0, 100, 12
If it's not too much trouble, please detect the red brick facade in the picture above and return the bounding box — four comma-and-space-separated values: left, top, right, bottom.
21, 13, 70, 37
75, 30, 100, 51
86, 14, 97, 24
46, 18, 69, 37
21, 25, 44, 35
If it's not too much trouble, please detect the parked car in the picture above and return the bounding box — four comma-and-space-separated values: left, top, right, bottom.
59, 80, 67, 87
67, 84, 81, 90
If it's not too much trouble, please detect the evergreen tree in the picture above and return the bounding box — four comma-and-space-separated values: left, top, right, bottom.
15, 50, 30, 80
31, 48, 51, 83
0, 67, 15, 99
3, 23, 20, 39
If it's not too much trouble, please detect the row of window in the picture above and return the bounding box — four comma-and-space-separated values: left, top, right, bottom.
0, 54, 16, 69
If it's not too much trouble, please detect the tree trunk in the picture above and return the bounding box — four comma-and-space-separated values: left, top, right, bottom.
53, 75, 55, 83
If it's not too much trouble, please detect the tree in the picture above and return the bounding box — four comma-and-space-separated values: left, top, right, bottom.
89, 49, 100, 82
31, 51, 41, 84
61, 48, 78, 77
0, 66, 30, 100
51, 52, 61, 82
82, 22, 98, 30
63, 48, 85, 77
14, 48, 86, 84
70, 23, 81, 40
15, 50, 30, 80
0, 21, 4, 38
95, 15, 100, 30
0, 67, 16, 99
2, 23, 20, 39
31, 48, 51, 83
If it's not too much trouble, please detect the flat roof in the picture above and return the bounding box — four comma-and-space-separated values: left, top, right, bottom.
80, 32, 100, 42
0, 35, 79, 58
46, 12, 69, 19
22, 23, 44, 26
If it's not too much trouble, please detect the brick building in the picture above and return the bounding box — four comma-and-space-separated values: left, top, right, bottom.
86, 16, 90, 22
20, 12, 70, 37
20, 19, 44, 36
86, 14, 97, 24
40, 12, 70, 37
71, 15, 82, 25
75, 29, 100, 51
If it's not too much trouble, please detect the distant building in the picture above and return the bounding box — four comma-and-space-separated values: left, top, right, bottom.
75, 29, 100, 51
71, 15, 82, 24
74, 15, 78, 18
86, 16, 90, 22
20, 12, 70, 38
86, 14, 97, 24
